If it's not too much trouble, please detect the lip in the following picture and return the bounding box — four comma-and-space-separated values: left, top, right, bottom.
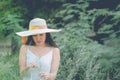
37, 41, 42, 43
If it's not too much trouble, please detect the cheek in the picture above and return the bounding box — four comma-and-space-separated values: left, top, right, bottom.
43, 35, 46, 41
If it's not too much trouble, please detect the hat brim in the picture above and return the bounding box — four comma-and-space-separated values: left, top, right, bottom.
16, 29, 61, 37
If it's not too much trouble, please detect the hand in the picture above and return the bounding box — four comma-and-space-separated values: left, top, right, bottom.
27, 61, 39, 68
39, 72, 51, 80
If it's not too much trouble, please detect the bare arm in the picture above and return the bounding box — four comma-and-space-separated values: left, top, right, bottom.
19, 45, 28, 76
50, 48, 60, 80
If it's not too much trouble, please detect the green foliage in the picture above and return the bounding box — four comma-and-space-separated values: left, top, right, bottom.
0, 53, 21, 80
49, 0, 120, 80
0, 0, 25, 51
0, 14, 24, 53
0, 0, 120, 80
0, 14, 24, 40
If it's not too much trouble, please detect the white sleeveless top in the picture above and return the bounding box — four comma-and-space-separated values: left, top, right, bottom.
23, 47, 53, 80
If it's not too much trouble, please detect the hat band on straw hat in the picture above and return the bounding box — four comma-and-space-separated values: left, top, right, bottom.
29, 26, 40, 30
29, 26, 47, 30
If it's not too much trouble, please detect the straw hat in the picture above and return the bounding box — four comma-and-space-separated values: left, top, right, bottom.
16, 18, 61, 37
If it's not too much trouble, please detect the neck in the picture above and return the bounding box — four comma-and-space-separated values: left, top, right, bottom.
35, 43, 48, 48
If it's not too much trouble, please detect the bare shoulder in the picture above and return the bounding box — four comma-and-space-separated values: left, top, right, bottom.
53, 47, 60, 55
20, 44, 27, 53
53, 47, 60, 52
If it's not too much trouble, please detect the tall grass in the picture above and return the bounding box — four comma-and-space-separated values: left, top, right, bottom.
0, 51, 21, 80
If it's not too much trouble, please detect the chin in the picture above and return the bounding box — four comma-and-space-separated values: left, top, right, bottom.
36, 43, 45, 46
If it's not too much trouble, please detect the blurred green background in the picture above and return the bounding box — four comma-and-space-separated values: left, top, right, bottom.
0, 0, 120, 80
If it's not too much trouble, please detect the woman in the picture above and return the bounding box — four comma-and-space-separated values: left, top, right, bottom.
16, 18, 61, 80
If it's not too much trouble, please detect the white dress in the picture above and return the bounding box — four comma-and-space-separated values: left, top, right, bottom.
23, 47, 53, 80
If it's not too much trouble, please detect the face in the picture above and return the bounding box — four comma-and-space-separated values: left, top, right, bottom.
32, 33, 46, 46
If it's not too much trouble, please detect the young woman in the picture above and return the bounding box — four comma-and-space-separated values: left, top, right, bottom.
16, 18, 61, 80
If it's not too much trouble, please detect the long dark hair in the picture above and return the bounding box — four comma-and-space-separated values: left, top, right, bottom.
26, 33, 58, 47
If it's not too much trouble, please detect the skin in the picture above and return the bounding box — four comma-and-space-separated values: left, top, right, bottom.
19, 33, 60, 80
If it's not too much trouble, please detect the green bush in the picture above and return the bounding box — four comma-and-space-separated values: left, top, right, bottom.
0, 53, 21, 80
0, 0, 120, 80
49, 0, 120, 80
